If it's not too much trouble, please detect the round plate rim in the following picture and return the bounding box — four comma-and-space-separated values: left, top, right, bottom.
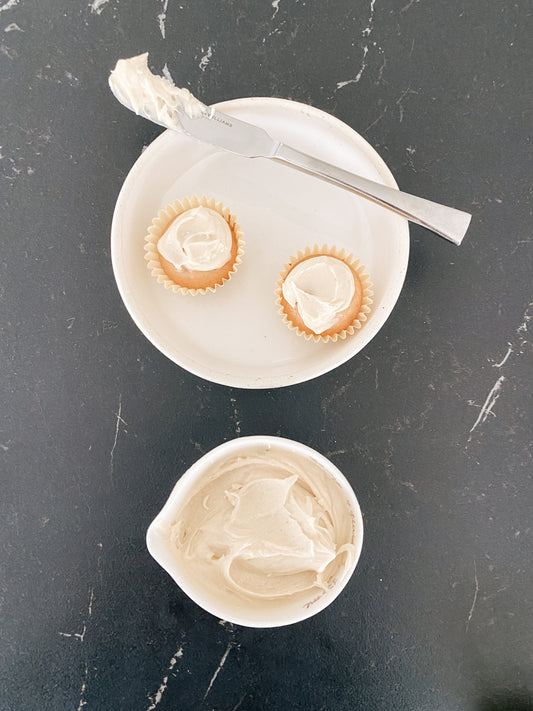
111, 96, 410, 388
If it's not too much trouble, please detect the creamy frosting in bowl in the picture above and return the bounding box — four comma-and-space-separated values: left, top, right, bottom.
146, 436, 363, 627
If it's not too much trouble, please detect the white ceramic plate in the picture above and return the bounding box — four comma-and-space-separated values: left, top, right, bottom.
111, 97, 409, 388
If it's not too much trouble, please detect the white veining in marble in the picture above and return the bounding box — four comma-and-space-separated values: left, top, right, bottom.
58, 586, 95, 643
56, 585, 97, 708
400, 0, 419, 12
0, 0, 19, 13
336, 46, 368, 89
157, 0, 168, 38
336, 0, 376, 89
203, 641, 233, 700
229, 397, 241, 435
0, 41, 16, 59
362, 0, 376, 36
77, 664, 89, 711
146, 647, 184, 710
89, 0, 109, 15
468, 300, 532, 442
468, 375, 505, 438
465, 559, 479, 631
325, 448, 348, 458
321, 381, 351, 431
376, 43, 386, 83
493, 343, 513, 368
516, 300, 533, 342
110, 393, 126, 477
396, 87, 418, 122
199, 45, 212, 71
232, 694, 247, 711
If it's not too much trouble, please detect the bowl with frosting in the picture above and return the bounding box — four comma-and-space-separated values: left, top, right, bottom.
146, 436, 363, 627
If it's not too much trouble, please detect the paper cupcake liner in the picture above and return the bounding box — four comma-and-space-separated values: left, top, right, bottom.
275, 244, 373, 343
144, 195, 245, 295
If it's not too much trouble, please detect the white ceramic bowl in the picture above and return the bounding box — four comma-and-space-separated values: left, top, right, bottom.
146, 436, 364, 627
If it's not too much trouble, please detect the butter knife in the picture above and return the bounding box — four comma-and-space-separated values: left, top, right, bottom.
110, 65, 471, 246
177, 110, 471, 246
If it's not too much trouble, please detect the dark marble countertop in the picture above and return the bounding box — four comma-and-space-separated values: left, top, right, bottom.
2, 1, 532, 709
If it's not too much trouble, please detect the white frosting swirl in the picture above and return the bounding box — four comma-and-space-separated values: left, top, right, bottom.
108, 53, 207, 130
282, 255, 355, 334
157, 207, 232, 272
169, 450, 355, 602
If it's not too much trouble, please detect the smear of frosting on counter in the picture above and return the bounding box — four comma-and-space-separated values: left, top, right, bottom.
167, 446, 356, 610
108, 53, 207, 130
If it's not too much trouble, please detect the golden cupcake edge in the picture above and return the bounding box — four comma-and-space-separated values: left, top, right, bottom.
144, 195, 244, 295
275, 244, 373, 343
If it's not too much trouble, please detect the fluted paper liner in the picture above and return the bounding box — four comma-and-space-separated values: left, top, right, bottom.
144, 195, 244, 295
275, 244, 373, 343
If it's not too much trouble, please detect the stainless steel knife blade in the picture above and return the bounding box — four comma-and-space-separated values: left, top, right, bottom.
180, 110, 281, 158
108, 54, 470, 244
178, 109, 471, 245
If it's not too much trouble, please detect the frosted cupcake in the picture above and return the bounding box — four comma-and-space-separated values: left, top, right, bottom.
276, 245, 373, 342
144, 196, 244, 295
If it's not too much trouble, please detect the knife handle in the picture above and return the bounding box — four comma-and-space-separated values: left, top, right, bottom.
272, 144, 471, 245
